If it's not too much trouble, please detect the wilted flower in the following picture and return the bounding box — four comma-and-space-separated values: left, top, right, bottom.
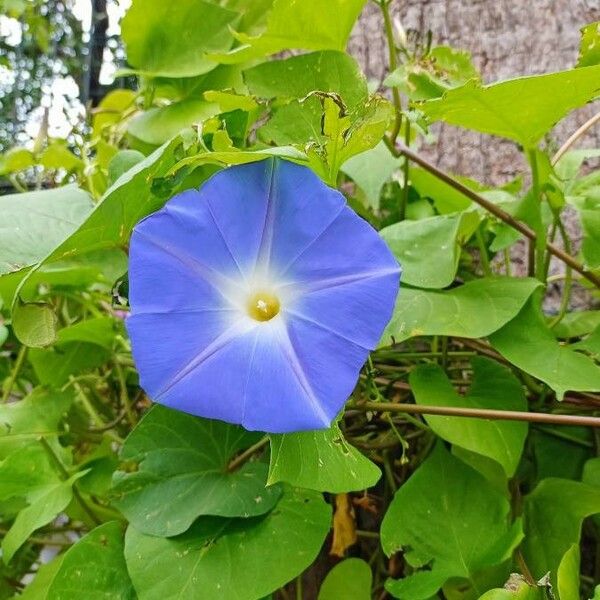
127, 159, 400, 433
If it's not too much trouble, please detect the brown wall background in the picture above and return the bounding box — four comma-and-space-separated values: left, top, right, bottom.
349, 0, 600, 184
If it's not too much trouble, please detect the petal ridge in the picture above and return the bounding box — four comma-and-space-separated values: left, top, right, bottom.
255, 158, 278, 271
134, 228, 244, 305
283, 309, 371, 351
273, 321, 331, 427
155, 318, 256, 400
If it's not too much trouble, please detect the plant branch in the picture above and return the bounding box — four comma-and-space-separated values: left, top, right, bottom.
378, 0, 402, 143
227, 436, 269, 472
552, 110, 600, 166
349, 401, 600, 427
2, 345, 28, 403
385, 139, 600, 288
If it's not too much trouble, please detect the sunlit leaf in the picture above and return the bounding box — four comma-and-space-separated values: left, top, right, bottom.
0, 185, 92, 276
121, 0, 238, 77
577, 21, 600, 67
380, 277, 541, 345
214, 0, 367, 63
380, 211, 479, 288
421, 65, 600, 147
318, 558, 372, 600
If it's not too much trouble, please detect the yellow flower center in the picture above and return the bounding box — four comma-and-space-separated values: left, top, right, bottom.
246, 291, 281, 322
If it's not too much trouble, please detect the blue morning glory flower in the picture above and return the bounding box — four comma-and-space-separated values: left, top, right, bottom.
126, 159, 400, 433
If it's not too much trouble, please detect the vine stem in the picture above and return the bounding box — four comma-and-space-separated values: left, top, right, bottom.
227, 436, 269, 472
349, 401, 600, 427
38, 437, 101, 525
551, 110, 600, 166
2, 345, 28, 403
385, 139, 600, 288
378, 0, 402, 143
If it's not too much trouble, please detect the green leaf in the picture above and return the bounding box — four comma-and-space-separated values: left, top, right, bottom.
318, 558, 372, 600
2, 470, 86, 563
39, 140, 84, 172
121, 0, 238, 77
341, 141, 399, 209
580, 208, 600, 269
380, 277, 541, 345
556, 544, 581, 600
12, 300, 57, 348
244, 50, 368, 109
410, 357, 527, 477
522, 478, 600, 583
0, 185, 93, 276
55, 317, 119, 350
107, 150, 145, 185
421, 65, 600, 147
112, 405, 281, 537
0, 443, 59, 501
0, 147, 34, 175
380, 212, 479, 288
124, 487, 331, 600
32, 138, 182, 268
128, 100, 220, 146
384, 46, 480, 101
479, 577, 545, 600
44, 522, 135, 599
489, 297, 600, 399
577, 22, 600, 67
29, 342, 111, 387
215, 0, 367, 63
19, 555, 65, 600
0, 388, 73, 458
92, 90, 136, 139
268, 421, 380, 493
552, 310, 600, 338
381, 444, 522, 599
409, 166, 473, 214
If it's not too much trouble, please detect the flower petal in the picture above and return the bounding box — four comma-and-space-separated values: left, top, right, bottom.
198, 160, 273, 278
283, 204, 400, 284
289, 269, 400, 349
241, 321, 334, 432
126, 311, 238, 401
258, 160, 347, 276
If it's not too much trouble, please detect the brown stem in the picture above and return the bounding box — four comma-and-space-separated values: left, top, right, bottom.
227, 436, 269, 472
386, 140, 600, 288
350, 401, 600, 427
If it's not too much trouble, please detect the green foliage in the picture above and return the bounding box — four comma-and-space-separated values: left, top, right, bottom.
25, 522, 135, 599
0, 186, 92, 276
410, 357, 527, 476
0, 2, 599, 598
422, 65, 600, 147
381, 444, 522, 599
522, 478, 600, 584
380, 211, 479, 288
490, 297, 600, 398
124, 487, 331, 600
268, 421, 381, 492
112, 406, 281, 537
380, 277, 540, 344
318, 558, 372, 600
